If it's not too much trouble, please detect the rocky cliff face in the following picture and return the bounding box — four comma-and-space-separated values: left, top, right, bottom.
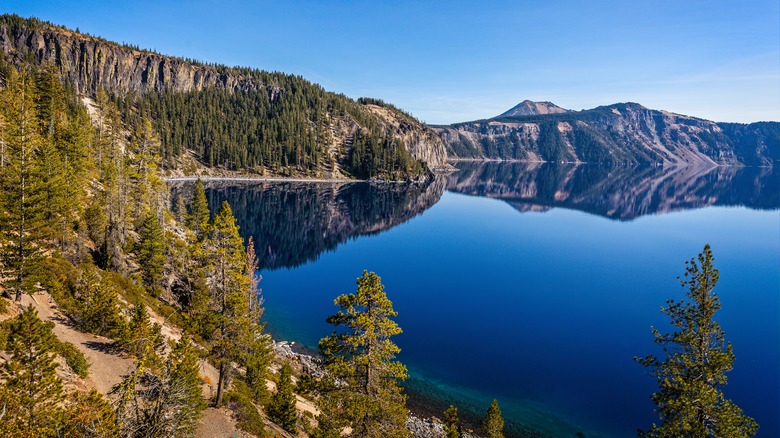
0, 15, 448, 173
435, 102, 779, 166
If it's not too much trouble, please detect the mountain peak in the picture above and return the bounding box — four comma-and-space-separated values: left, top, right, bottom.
495, 100, 570, 118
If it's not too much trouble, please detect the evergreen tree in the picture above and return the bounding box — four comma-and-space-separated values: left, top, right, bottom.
0, 306, 64, 436
482, 399, 505, 438
244, 237, 271, 405
174, 194, 187, 225
122, 304, 164, 361
188, 178, 210, 238
0, 69, 46, 301
138, 211, 166, 297
635, 244, 758, 437
318, 270, 409, 438
75, 262, 126, 338
268, 363, 297, 433
443, 405, 460, 438
204, 201, 252, 406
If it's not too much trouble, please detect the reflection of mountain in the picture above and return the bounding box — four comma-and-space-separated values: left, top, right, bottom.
447, 162, 779, 220
171, 179, 445, 270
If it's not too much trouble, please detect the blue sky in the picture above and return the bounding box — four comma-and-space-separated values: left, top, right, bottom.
2, 0, 778, 124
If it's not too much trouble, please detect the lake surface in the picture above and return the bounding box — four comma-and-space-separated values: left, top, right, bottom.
184, 163, 779, 437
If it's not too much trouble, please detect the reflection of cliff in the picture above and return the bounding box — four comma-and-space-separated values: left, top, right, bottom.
171, 179, 445, 270
447, 162, 779, 220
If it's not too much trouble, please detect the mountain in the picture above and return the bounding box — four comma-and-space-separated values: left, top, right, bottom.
0, 14, 448, 180
496, 100, 570, 118
434, 102, 779, 166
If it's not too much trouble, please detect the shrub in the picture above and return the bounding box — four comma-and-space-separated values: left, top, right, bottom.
225, 380, 266, 437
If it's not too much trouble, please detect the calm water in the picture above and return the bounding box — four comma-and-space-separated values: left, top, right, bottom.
186, 163, 780, 437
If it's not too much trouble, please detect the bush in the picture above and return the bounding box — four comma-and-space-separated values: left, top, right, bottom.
54, 340, 90, 378
225, 380, 266, 437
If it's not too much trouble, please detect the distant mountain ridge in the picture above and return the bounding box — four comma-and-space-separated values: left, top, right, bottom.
434, 101, 779, 166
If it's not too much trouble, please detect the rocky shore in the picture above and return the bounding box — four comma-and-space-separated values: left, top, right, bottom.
272, 340, 479, 438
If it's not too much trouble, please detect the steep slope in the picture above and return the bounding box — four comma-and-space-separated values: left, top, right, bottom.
496, 100, 569, 118
435, 102, 779, 166
0, 14, 448, 179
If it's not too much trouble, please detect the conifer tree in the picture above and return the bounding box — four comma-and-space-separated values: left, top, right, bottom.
482, 399, 505, 438
0, 306, 64, 436
0, 69, 46, 301
174, 194, 187, 224
443, 405, 460, 438
188, 178, 210, 238
244, 236, 271, 403
318, 270, 409, 438
268, 363, 297, 433
138, 211, 166, 297
76, 263, 126, 338
204, 201, 252, 406
635, 244, 758, 437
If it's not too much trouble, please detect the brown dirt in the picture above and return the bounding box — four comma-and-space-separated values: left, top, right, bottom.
20, 292, 135, 394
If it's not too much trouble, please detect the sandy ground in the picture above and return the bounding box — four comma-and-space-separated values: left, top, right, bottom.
20, 292, 135, 394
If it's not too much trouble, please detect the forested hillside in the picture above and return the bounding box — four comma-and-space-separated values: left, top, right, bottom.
0, 14, 448, 180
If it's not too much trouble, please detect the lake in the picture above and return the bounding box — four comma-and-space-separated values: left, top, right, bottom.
183, 162, 779, 437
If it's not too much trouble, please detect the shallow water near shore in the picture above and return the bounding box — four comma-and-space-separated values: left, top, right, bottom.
196, 163, 780, 437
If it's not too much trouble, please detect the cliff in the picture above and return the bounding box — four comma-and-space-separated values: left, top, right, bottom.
0, 15, 449, 177
435, 102, 779, 166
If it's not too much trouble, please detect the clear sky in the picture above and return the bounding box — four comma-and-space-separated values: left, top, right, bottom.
2, 0, 778, 124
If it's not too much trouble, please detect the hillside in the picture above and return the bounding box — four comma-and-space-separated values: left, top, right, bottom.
0, 14, 449, 180
434, 102, 779, 166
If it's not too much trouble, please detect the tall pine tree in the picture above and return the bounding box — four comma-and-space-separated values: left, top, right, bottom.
636, 244, 758, 437
0, 68, 46, 301
318, 270, 409, 438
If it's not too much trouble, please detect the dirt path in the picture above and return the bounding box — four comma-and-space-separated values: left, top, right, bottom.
20, 292, 135, 394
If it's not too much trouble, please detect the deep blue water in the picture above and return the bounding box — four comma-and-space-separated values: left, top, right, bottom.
195, 164, 780, 437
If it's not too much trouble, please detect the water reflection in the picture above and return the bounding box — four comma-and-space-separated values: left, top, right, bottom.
447, 162, 779, 220
170, 179, 445, 270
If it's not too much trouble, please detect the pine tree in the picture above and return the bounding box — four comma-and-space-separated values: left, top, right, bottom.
268, 363, 297, 433
482, 399, 505, 438
243, 236, 271, 403
188, 178, 210, 238
318, 270, 409, 438
138, 211, 166, 297
174, 194, 187, 224
0, 306, 64, 436
204, 201, 252, 406
76, 263, 126, 338
443, 405, 460, 438
0, 68, 47, 301
635, 244, 758, 437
